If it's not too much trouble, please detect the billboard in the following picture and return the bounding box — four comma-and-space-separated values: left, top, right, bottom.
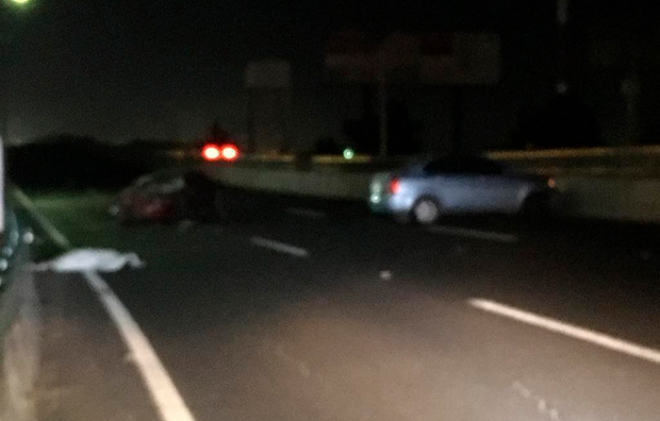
324, 31, 376, 83
325, 32, 501, 85
245, 60, 291, 89
245, 61, 292, 152
420, 33, 501, 85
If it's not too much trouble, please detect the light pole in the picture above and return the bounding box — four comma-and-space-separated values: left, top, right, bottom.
1, 0, 31, 233
377, 61, 388, 157
556, 0, 569, 94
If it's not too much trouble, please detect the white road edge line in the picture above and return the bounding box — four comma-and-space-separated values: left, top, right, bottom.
16, 189, 196, 421
286, 207, 326, 219
469, 298, 660, 366
12, 188, 72, 249
250, 236, 310, 258
428, 225, 518, 243
83, 271, 197, 421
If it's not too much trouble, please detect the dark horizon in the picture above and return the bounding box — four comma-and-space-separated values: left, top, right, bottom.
1, 0, 658, 150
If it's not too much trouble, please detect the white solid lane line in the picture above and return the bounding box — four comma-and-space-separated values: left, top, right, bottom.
84, 271, 197, 421
17, 189, 196, 421
286, 207, 326, 219
469, 298, 660, 366
427, 225, 518, 243
250, 236, 310, 258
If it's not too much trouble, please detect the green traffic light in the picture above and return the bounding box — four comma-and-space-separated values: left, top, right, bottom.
343, 148, 355, 160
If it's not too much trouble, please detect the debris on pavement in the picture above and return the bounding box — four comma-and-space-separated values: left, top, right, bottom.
32, 248, 146, 273
177, 219, 195, 233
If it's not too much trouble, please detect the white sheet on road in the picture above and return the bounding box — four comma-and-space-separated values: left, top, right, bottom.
34, 248, 145, 273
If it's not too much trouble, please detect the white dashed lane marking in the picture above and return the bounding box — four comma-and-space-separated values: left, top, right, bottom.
513, 382, 564, 421
250, 237, 310, 258
469, 298, 660, 366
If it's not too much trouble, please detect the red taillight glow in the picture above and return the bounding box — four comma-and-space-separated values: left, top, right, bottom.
220, 144, 239, 161
202, 144, 221, 161
202, 142, 239, 162
389, 178, 400, 194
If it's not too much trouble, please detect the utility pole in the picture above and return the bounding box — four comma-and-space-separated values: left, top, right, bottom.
621, 57, 641, 144
450, 87, 464, 155
556, 0, 569, 94
377, 56, 388, 157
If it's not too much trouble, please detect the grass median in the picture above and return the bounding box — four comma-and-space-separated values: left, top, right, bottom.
12, 189, 117, 261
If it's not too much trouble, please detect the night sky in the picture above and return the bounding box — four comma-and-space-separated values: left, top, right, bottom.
1, 0, 646, 146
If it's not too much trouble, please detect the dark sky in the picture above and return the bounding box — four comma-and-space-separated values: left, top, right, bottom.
2, 0, 646, 145
2, 0, 516, 144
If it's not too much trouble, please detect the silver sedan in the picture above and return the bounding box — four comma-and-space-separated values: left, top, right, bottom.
369, 156, 558, 224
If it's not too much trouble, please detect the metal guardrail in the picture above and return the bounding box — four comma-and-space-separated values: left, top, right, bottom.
203, 146, 660, 164
487, 145, 660, 160
0, 207, 30, 336
169, 144, 660, 178
229, 147, 660, 178
0, 206, 38, 421
486, 146, 660, 178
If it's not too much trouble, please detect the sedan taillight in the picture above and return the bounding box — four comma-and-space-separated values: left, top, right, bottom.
389, 178, 401, 194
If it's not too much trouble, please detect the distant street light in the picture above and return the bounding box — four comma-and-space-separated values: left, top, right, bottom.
8, 0, 31, 5
556, 0, 569, 93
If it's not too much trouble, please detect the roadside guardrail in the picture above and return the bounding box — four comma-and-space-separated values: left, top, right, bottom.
0, 205, 39, 421
186, 145, 660, 178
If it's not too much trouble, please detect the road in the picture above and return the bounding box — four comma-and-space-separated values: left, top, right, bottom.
22, 188, 660, 421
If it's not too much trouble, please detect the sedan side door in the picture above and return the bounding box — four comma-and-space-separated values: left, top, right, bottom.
423, 159, 483, 212
465, 160, 521, 212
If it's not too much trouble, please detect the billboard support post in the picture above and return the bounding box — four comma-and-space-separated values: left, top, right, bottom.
450, 87, 464, 155
377, 60, 388, 157
245, 61, 292, 153
325, 32, 500, 155
557, 0, 569, 93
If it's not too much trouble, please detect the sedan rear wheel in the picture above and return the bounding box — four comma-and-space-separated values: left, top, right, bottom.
412, 197, 441, 225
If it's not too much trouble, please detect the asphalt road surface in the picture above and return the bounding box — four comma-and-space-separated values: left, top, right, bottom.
22, 188, 660, 421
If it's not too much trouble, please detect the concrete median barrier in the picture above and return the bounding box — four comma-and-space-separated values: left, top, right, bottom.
555, 176, 660, 222
203, 148, 660, 223
209, 166, 374, 200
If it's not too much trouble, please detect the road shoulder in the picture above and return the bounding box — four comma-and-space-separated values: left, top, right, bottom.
33, 272, 160, 421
